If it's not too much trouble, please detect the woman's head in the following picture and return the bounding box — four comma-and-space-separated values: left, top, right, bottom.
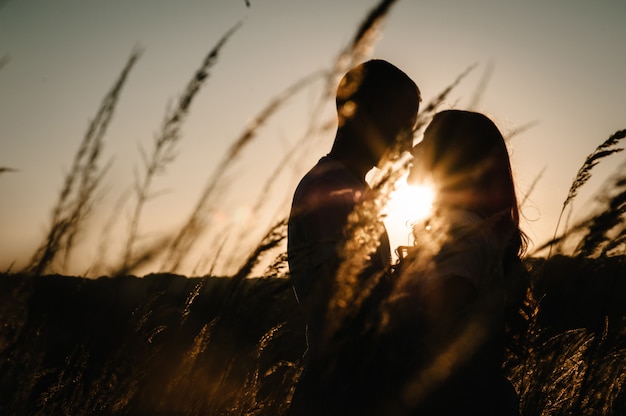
409, 110, 518, 220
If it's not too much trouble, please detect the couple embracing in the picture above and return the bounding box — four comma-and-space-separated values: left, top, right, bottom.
287, 60, 529, 416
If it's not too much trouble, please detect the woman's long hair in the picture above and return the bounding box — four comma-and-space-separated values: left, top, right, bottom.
409, 110, 527, 266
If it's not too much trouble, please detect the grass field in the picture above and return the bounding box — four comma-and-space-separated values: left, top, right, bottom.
1, 253, 625, 415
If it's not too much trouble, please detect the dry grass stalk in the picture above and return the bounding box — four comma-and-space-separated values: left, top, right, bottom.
223, 138, 313, 272
120, 22, 242, 273
467, 61, 494, 111
0, 166, 18, 174
232, 218, 287, 282
533, 167, 626, 256
89, 189, 132, 275
507, 120, 540, 141
27, 49, 141, 275
548, 129, 626, 257
531, 216, 593, 256
563, 129, 626, 209
224, 165, 291, 269
601, 224, 626, 256
111, 235, 171, 277
199, 228, 233, 277
160, 71, 322, 273
413, 63, 477, 134
576, 173, 626, 257
325, 0, 398, 102
520, 166, 546, 209
345, 0, 397, 66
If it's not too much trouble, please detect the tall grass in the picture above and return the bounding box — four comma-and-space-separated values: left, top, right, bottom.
26, 49, 141, 276
576, 167, 626, 257
160, 70, 323, 274
512, 130, 626, 416
117, 22, 242, 276
548, 129, 626, 257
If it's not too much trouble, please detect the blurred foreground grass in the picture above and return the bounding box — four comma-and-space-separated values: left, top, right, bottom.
1, 254, 625, 415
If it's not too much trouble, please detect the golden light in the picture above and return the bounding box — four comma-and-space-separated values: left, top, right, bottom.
384, 175, 435, 240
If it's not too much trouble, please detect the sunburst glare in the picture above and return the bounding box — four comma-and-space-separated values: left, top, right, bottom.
384, 175, 435, 232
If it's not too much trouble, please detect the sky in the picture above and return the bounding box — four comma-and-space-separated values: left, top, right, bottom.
1, 0, 625, 277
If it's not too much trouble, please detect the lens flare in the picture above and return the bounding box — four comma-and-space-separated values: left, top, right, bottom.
385, 177, 435, 228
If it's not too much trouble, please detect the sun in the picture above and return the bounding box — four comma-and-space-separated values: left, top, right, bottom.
383, 175, 435, 246
385, 175, 435, 225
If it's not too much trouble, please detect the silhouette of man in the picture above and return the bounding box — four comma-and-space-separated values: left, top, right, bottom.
287, 59, 420, 415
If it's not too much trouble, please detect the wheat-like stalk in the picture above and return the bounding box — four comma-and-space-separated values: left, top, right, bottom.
320, 0, 400, 104
160, 71, 323, 273
601, 224, 626, 256
222, 128, 328, 272
530, 215, 594, 256
344, 0, 397, 66
563, 130, 626, 209
232, 218, 287, 282
27, 49, 141, 275
576, 173, 626, 257
508, 120, 540, 142
89, 189, 132, 275
467, 60, 494, 111
548, 129, 626, 257
412, 63, 477, 134
118, 22, 242, 273
520, 166, 546, 209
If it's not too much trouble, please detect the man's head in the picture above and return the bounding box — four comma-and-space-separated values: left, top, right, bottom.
335, 59, 420, 166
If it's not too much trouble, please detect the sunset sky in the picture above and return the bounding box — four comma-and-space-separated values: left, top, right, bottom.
1, 0, 625, 276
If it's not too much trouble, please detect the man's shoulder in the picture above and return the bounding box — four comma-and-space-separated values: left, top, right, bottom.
296, 157, 363, 194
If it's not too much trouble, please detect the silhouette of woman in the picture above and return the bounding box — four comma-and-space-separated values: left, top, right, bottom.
386, 109, 529, 415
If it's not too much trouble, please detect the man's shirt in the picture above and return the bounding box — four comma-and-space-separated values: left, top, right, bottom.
287, 155, 392, 300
